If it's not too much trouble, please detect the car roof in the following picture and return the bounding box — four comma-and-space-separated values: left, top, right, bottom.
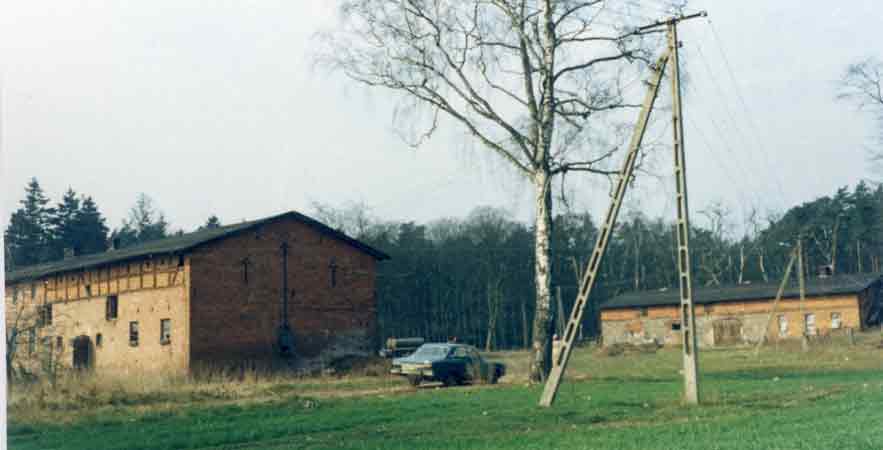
421, 343, 476, 350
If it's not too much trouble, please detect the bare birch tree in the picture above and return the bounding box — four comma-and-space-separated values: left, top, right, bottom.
838, 57, 883, 165
318, 0, 669, 381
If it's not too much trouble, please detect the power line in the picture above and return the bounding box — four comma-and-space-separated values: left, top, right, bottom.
705, 19, 791, 209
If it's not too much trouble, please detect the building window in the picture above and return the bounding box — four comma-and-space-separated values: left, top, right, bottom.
39, 304, 53, 326
241, 257, 250, 285
56, 336, 63, 352
96, 333, 103, 348
28, 329, 36, 355
106, 295, 118, 320
830, 312, 842, 329
639, 307, 648, 317
85, 284, 93, 297
42, 336, 53, 354
129, 322, 139, 347
804, 313, 816, 336
160, 319, 171, 345
778, 314, 788, 337
329, 258, 338, 287
671, 322, 682, 331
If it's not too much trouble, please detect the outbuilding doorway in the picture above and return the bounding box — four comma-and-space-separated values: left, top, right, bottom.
713, 318, 743, 346
72, 335, 92, 370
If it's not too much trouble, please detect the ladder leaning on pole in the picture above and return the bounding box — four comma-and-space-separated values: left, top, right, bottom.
538, 11, 708, 408
538, 49, 669, 408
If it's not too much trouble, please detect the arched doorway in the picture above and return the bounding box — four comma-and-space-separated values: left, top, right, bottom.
72, 335, 92, 370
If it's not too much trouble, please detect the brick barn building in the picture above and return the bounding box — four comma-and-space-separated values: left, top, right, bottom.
4, 211, 389, 376
600, 274, 883, 347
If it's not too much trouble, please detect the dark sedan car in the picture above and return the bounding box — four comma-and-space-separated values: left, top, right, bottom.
390, 343, 506, 387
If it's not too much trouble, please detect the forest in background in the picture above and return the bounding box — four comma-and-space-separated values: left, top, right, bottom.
5, 178, 883, 350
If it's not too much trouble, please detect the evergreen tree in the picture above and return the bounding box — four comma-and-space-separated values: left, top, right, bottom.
73, 196, 109, 255
47, 188, 81, 259
201, 215, 222, 230
4, 178, 53, 268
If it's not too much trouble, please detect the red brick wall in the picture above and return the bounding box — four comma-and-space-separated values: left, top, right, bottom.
188, 217, 378, 365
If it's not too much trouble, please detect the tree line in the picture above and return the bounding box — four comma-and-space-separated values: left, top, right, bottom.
6, 178, 883, 352
315, 181, 883, 351
3, 178, 220, 271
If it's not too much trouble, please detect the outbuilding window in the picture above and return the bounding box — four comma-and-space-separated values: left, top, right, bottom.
830, 312, 842, 329
106, 295, 118, 320
129, 322, 139, 347
96, 333, 103, 348
160, 319, 171, 345
804, 313, 816, 336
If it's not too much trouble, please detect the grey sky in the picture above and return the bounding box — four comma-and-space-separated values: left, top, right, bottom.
1, 1, 880, 236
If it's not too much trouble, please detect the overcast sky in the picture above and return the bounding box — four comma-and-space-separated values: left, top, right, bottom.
1, 1, 881, 236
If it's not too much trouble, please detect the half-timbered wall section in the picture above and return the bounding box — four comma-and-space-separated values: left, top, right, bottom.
4, 256, 191, 375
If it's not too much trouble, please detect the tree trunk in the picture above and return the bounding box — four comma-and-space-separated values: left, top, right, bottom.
857, 240, 863, 273
759, 251, 768, 282
529, 171, 553, 382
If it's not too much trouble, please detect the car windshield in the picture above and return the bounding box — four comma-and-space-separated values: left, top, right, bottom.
411, 345, 450, 359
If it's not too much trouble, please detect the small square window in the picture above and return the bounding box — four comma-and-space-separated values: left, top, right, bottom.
160, 319, 171, 345
96, 333, 103, 347
830, 312, 842, 329
106, 295, 119, 320
671, 322, 682, 331
129, 322, 139, 347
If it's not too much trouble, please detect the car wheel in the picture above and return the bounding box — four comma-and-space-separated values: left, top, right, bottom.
443, 374, 459, 387
407, 375, 422, 387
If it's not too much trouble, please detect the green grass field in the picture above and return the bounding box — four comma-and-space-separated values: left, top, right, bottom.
10, 340, 883, 450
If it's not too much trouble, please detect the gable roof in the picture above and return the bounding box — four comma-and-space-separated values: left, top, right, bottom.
5, 211, 389, 284
601, 273, 881, 310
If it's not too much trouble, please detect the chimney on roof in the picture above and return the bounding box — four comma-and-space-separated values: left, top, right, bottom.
818, 264, 833, 278
63, 248, 76, 260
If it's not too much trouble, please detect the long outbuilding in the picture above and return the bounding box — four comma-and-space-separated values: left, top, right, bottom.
600, 273, 883, 347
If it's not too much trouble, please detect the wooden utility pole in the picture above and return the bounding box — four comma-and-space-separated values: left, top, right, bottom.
754, 245, 799, 354
537, 11, 707, 408
798, 238, 809, 351
538, 48, 670, 408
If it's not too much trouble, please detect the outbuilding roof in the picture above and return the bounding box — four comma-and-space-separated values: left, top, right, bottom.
5, 211, 389, 284
600, 273, 881, 310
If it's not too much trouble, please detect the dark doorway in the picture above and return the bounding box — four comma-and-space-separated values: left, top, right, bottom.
73, 335, 92, 370
713, 318, 743, 346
